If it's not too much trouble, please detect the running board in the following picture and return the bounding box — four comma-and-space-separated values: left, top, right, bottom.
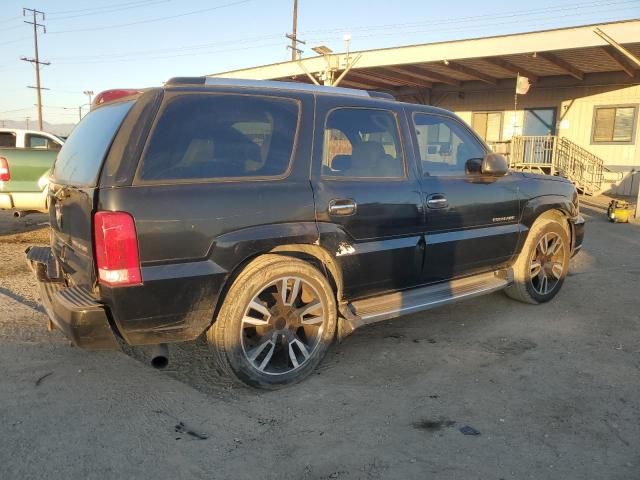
347, 269, 513, 328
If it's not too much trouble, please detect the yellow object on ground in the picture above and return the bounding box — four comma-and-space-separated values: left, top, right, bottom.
607, 200, 632, 223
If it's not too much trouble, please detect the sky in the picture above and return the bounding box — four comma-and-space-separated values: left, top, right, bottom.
1, 0, 639, 126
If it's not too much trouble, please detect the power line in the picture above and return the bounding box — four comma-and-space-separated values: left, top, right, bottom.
0, 15, 22, 25
20, 8, 49, 131
301, 16, 639, 54
49, 0, 172, 21
0, 88, 30, 93
40, 0, 635, 63
303, 8, 640, 44
50, 0, 635, 64
46, 89, 91, 95
299, 0, 639, 36
0, 22, 27, 33
53, 41, 284, 65
0, 36, 31, 46
0, 107, 35, 114
41, 105, 78, 109
48, 33, 283, 61
48, 0, 166, 16
48, 0, 255, 34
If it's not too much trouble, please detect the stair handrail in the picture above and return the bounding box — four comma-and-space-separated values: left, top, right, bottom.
555, 137, 604, 193
509, 135, 605, 194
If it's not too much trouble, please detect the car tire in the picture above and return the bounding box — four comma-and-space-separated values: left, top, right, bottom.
505, 215, 571, 305
207, 254, 337, 389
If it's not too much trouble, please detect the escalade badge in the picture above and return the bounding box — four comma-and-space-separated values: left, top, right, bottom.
493, 216, 515, 222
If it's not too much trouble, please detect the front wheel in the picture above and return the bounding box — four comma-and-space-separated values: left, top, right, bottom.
207, 255, 337, 389
505, 217, 571, 304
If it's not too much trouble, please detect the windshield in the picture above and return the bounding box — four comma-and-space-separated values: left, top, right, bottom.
52, 101, 133, 186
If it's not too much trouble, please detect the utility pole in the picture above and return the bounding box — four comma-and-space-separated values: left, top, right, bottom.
21, 8, 49, 131
285, 0, 305, 61
25, 116, 31, 129
63, 103, 89, 122
83, 90, 94, 106
71, 103, 91, 122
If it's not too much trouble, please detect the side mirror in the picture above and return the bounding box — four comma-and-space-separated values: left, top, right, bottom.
481, 153, 509, 176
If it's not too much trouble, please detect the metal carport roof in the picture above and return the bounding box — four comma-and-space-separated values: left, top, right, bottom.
209, 19, 640, 94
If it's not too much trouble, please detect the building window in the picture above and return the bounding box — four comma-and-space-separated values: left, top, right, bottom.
471, 112, 502, 143
592, 105, 637, 144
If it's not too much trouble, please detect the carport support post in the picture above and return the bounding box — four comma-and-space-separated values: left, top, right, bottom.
332, 54, 362, 87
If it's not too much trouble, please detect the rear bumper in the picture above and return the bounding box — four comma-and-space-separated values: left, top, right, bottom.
0, 191, 47, 212
0, 193, 12, 209
26, 246, 119, 350
571, 214, 585, 257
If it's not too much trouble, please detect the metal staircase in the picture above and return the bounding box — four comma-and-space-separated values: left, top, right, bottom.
507, 136, 604, 195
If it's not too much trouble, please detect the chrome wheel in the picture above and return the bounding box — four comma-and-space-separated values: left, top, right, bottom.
240, 276, 326, 376
529, 232, 566, 295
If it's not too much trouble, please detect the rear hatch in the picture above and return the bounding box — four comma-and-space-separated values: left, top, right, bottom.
48, 99, 135, 287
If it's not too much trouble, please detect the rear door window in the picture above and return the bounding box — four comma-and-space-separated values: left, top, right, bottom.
139, 94, 299, 181
53, 101, 133, 186
321, 108, 405, 178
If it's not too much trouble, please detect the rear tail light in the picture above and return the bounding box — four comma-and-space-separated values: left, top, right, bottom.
93, 211, 142, 287
0, 156, 10, 182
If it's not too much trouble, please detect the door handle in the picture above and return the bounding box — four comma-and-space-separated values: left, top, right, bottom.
328, 199, 357, 216
426, 194, 448, 209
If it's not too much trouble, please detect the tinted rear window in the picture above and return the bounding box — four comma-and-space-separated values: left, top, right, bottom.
0, 132, 16, 147
139, 94, 299, 181
53, 101, 133, 186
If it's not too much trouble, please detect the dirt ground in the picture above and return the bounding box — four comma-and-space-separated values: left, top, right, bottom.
0, 206, 638, 480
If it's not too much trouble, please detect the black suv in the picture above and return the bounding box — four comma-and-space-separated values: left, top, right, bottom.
27, 78, 584, 389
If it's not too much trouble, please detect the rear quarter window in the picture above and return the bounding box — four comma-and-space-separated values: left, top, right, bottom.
0, 132, 16, 147
139, 94, 299, 181
53, 101, 133, 186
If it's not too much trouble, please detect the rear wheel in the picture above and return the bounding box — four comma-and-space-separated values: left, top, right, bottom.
505, 216, 570, 304
207, 255, 337, 389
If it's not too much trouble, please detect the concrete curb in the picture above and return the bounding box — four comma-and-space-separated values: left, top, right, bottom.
579, 197, 608, 211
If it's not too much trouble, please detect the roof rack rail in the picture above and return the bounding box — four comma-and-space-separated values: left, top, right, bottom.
165, 76, 386, 98
165, 77, 206, 86
368, 91, 395, 100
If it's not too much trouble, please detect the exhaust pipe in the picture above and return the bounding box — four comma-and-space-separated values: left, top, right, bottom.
150, 343, 169, 369
13, 210, 39, 218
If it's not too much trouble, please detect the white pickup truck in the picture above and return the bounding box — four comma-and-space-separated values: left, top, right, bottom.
0, 128, 65, 216
0, 128, 65, 150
